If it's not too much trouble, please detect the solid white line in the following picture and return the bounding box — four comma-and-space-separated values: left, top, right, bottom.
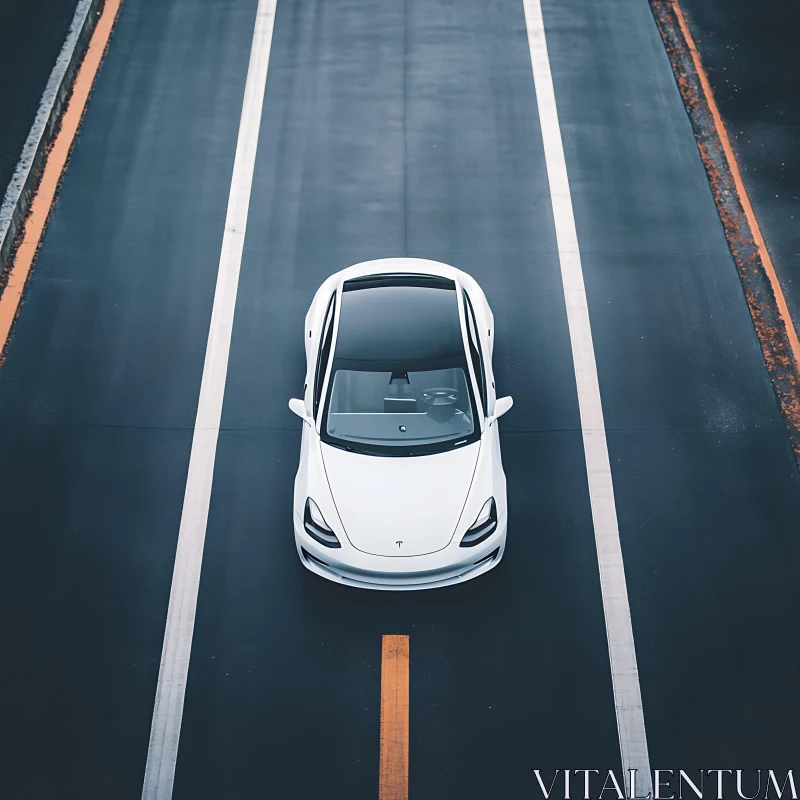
141, 1, 278, 798
521, 1, 653, 797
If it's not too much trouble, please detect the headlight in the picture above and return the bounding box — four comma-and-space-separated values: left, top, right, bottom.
459, 498, 497, 547
304, 498, 341, 548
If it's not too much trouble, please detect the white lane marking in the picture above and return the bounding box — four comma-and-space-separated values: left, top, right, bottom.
141, 1, 278, 797
521, 1, 653, 796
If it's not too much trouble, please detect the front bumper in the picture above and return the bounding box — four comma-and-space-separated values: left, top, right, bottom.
293, 510, 507, 591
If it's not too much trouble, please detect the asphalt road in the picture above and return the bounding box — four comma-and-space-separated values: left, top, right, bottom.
678, 0, 800, 324
0, 0, 78, 201
0, 0, 799, 798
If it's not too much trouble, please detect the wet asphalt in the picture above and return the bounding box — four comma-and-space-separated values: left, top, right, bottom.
0, 0, 798, 797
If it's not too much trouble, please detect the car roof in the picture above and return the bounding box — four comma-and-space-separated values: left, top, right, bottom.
334, 273, 464, 365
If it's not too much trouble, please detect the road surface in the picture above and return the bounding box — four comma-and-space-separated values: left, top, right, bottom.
0, 0, 798, 797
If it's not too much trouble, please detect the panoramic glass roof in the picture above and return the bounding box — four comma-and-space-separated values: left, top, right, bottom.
335, 274, 462, 365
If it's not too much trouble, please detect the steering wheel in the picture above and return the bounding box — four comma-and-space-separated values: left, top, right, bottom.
421, 388, 460, 422
421, 388, 459, 407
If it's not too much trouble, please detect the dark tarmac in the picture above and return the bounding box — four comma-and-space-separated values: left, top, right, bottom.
0, 0, 77, 201
0, 0, 799, 797
678, 0, 800, 322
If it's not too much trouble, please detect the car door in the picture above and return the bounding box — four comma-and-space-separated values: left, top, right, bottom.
463, 289, 496, 418
304, 289, 336, 418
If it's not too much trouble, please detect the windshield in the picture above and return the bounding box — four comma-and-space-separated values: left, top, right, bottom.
321, 362, 479, 456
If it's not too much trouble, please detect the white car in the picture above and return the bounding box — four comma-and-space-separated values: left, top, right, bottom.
289, 258, 513, 590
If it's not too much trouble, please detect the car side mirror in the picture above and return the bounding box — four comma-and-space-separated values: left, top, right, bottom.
489, 396, 513, 424
289, 398, 312, 423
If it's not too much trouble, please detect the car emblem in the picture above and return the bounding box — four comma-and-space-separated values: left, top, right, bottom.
396, 540, 403, 548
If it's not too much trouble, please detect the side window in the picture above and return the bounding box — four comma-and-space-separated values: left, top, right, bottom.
463, 291, 487, 413
314, 292, 336, 417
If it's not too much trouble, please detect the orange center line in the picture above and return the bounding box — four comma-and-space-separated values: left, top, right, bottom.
0, 0, 123, 357
379, 634, 410, 800
670, 0, 800, 370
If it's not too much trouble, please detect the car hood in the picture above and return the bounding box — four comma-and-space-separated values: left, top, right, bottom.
320, 442, 480, 557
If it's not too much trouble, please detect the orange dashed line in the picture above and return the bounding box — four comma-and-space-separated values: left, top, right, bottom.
671, 0, 800, 370
0, 0, 123, 358
379, 635, 410, 800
